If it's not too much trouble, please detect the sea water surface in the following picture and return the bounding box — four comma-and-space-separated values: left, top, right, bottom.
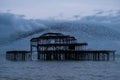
0, 54, 120, 80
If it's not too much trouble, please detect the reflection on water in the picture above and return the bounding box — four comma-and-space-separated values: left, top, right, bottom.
0, 54, 120, 80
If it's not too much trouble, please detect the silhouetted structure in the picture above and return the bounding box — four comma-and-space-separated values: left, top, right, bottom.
6, 51, 31, 61
30, 33, 115, 61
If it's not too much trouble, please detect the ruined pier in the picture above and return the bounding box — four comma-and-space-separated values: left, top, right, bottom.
30, 33, 115, 61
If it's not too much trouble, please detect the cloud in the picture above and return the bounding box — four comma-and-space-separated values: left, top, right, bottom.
95, 10, 104, 15
79, 10, 120, 24
0, 12, 47, 45
0, 10, 120, 46
0, 12, 73, 45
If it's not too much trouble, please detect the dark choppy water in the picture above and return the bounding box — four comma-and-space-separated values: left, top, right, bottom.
0, 54, 120, 80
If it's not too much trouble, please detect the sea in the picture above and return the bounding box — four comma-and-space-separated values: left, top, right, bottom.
0, 54, 120, 80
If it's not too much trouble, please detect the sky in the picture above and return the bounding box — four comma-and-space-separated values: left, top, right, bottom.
0, 0, 120, 19
0, 0, 120, 46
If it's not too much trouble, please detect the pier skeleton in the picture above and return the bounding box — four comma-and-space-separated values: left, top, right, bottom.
30, 33, 115, 61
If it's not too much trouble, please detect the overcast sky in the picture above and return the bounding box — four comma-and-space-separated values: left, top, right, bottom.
0, 0, 120, 19
0, 0, 120, 47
